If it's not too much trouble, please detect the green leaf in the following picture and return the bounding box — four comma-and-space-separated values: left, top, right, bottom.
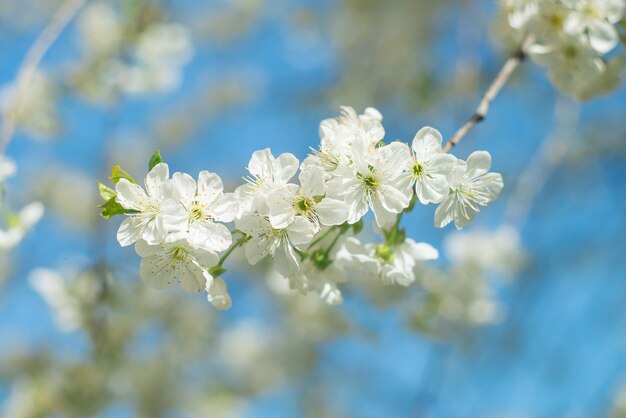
110, 165, 136, 184
148, 149, 164, 171
352, 219, 364, 235
99, 197, 138, 219
97, 181, 116, 202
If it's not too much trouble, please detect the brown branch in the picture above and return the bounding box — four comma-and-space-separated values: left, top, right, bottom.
0, 0, 87, 155
442, 35, 535, 153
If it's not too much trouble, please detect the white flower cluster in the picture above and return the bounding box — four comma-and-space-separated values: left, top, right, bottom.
502, 0, 626, 99
74, 1, 194, 99
104, 107, 504, 309
0, 156, 44, 252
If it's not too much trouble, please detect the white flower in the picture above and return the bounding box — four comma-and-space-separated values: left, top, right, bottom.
29, 268, 82, 331
235, 148, 299, 216
110, 23, 194, 94
303, 106, 384, 173
373, 239, 439, 286
501, 0, 539, 29
171, 171, 238, 253
434, 151, 504, 230
336, 237, 438, 286
0, 156, 16, 183
286, 259, 346, 305
327, 139, 413, 228
115, 163, 182, 247
77, 1, 122, 56
135, 233, 218, 293
444, 225, 524, 275
529, 34, 606, 98
0, 201, 44, 250
206, 276, 232, 310
267, 165, 348, 231
525, 0, 571, 39
407, 127, 457, 204
563, 0, 625, 53
0, 71, 58, 140
235, 213, 315, 276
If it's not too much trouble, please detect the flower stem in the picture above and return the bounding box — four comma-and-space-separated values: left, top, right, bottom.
442, 35, 535, 153
217, 234, 250, 266
309, 225, 339, 248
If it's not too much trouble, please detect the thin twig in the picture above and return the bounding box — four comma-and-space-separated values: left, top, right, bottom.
0, 0, 87, 155
503, 96, 579, 227
442, 35, 535, 153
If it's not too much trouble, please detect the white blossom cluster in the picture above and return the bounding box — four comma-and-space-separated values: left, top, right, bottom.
501, 0, 626, 99
103, 107, 504, 309
0, 156, 44, 252
74, 1, 194, 100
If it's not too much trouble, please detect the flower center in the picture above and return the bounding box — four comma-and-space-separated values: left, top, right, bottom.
582, 5, 598, 18
375, 243, 395, 263
357, 172, 380, 190
546, 12, 564, 28
295, 197, 315, 214
412, 162, 424, 177
170, 246, 189, 263
563, 44, 578, 59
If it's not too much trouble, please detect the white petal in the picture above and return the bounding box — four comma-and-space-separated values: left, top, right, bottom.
248, 148, 274, 178
274, 152, 299, 185
405, 239, 439, 260
379, 184, 411, 213
465, 151, 492, 179
434, 194, 456, 228
140, 255, 175, 289
274, 242, 300, 276
172, 172, 196, 205
145, 163, 169, 198
115, 179, 147, 210
141, 216, 166, 245
267, 185, 298, 229
189, 222, 232, 253
207, 277, 232, 310
235, 213, 269, 236
244, 235, 273, 265
453, 200, 479, 230
117, 216, 144, 246
299, 166, 326, 197
178, 262, 208, 293
411, 126, 443, 161
588, 19, 618, 54
197, 171, 223, 203
212, 193, 238, 222
416, 175, 449, 204
286, 216, 316, 246
316, 198, 349, 226
371, 193, 397, 229
134, 239, 160, 257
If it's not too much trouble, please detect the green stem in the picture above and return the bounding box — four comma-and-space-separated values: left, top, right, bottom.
323, 225, 350, 257
217, 234, 250, 266
309, 225, 338, 248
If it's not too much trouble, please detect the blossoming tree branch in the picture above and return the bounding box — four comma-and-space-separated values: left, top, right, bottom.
90, 0, 626, 310
1, 0, 623, 310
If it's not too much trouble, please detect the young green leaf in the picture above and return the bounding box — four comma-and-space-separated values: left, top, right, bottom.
148, 150, 164, 171
110, 165, 136, 184
99, 197, 138, 219
97, 181, 116, 202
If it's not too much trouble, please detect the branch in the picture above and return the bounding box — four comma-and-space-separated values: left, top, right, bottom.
0, 0, 87, 155
442, 35, 535, 153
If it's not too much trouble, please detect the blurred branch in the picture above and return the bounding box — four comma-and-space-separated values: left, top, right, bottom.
0, 0, 86, 155
504, 95, 579, 226
443, 35, 535, 153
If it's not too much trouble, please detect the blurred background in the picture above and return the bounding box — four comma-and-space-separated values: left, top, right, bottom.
0, 0, 625, 417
